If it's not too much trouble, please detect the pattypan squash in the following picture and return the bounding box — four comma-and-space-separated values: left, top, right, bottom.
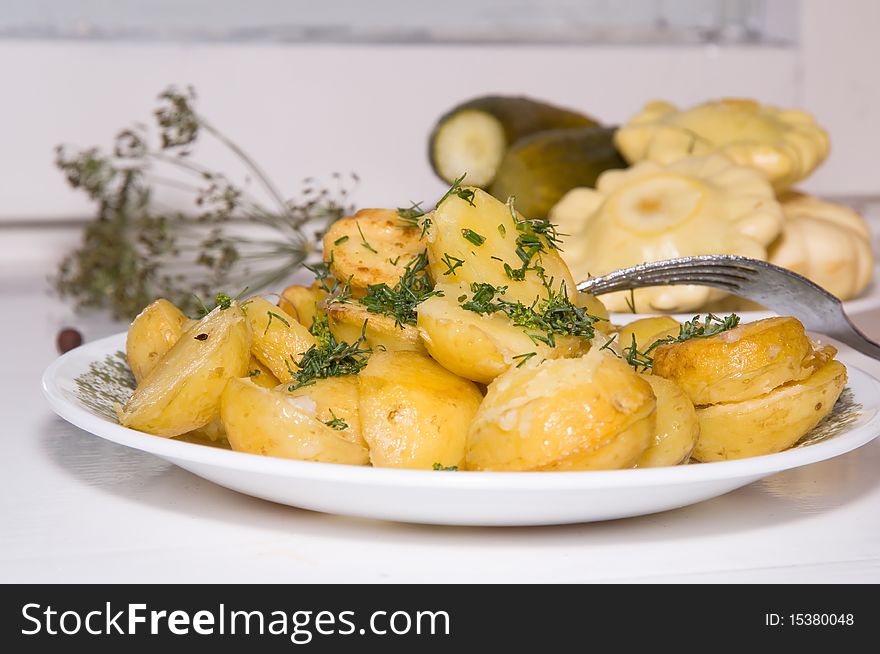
549, 154, 783, 313
614, 99, 830, 191
768, 193, 874, 300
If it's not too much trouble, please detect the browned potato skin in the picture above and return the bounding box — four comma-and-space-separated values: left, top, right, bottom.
466, 349, 656, 471
323, 208, 425, 298
244, 296, 317, 383
126, 298, 191, 383
358, 351, 483, 469
652, 317, 817, 405
285, 376, 366, 448
279, 283, 326, 328
327, 301, 427, 353
694, 359, 846, 461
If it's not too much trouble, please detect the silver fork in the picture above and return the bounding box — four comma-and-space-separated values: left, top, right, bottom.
576, 255, 880, 361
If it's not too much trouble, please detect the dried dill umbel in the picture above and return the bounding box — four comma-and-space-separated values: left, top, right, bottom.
54, 85, 358, 320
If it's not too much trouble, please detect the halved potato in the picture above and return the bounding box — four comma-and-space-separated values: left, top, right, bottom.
652, 317, 817, 405
693, 359, 846, 461
323, 208, 425, 297
617, 316, 681, 354
327, 301, 426, 353
427, 187, 576, 305
221, 377, 368, 465
417, 289, 586, 384
358, 351, 483, 469
246, 355, 281, 389
126, 298, 191, 383
466, 348, 655, 471
279, 283, 326, 328
635, 376, 699, 467
285, 376, 366, 448
117, 304, 252, 437
244, 296, 316, 382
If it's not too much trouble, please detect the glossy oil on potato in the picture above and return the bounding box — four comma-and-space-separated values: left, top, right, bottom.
244, 296, 316, 383
322, 208, 425, 298
651, 317, 817, 405
635, 376, 699, 467
126, 298, 191, 383
117, 304, 252, 437
426, 187, 576, 306
694, 359, 846, 461
221, 377, 369, 465
327, 301, 426, 353
467, 348, 655, 471
285, 376, 366, 448
278, 283, 326, 329
358, 351, 483, 469
417, 288, 586, 384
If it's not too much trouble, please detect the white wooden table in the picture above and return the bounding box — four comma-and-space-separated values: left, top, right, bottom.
2, 251, 880, 583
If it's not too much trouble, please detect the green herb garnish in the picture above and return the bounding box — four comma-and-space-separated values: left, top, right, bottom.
264, 310, 290, 335
436, 173, 476, 208
625, 289, 637, 314
512, 352, 537, 368
288, 319, 371, 390
497, 224, 506, 236
461, 228, 486, 247
359, 251, 443, 327
324, 410, 349, 431
440, 253, 465, 276
356, 221, 378, 254
334, 235, 350, 246
397, 202, 425, 225
247, 368, 261, 377
645, 313, 742, 355
432, 463, 459, 471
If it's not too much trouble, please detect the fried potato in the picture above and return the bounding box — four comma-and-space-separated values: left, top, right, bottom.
635, 376, 698, 467
221, 377, 369, 465
652, 316, 817, 405
285, 376, 366, 448
327, 301, 426, 353
693, 359, 846, 461
417, 289, 586, 384
126, 298, 191, 383
279, 283, 326, 328
427, 187, 576, 305
617, 316, 680, 354
323, 208, 425, 297
244, 296, 316, 383
117, 304, 252, 437
358, 351, 483, 469
466, 348, 655, 471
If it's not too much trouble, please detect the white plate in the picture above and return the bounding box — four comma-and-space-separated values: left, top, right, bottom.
42, 332, 880, 526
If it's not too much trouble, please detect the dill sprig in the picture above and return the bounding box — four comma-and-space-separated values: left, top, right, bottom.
288, 316, 371, 390
440, 253, 465, 276
622, 313, 742, 371
460, 280, 599, 347
432, 463, 459, 471
324, 410, 349, 431
397, 202, 432, 238
461, 228, 486, 246
359, 251, 443, 327
436, 173, 476, 208
53, 85, 356, 320
502, 196, 565, 282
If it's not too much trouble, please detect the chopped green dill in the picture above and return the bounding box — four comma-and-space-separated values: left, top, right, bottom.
215, 292, 233, 310
309, 312, 334, 347
356, 221, 378, 254
499, 196, 566, 282
598, 334, 618, 352
419, 215, 433, 238
440, 253, 465, 276
457, 294, 467, 302
498, 224, 506, 236
247, 368, 261, 377
432, 463, 459, 471
324, 410, 349, 431
305, 256, 335, 293
644, 313, 742, 355
194, 333, 208, 341
359, 251, 442, 327
625, 289, 637, 314
459, 280, 599, 347
288, 320, 371, 389
397, 202, 425, 225
436, 173, 476, 208
334, 235, 350, 246
623, 333, 654, 371
388, 255, 401, 266
512, 351, 537, 368
264, 310, 290, 335
192, 294, 210, 318
461, 228, 486, 246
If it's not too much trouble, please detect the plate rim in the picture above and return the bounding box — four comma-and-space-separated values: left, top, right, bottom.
41, 331, 880, 490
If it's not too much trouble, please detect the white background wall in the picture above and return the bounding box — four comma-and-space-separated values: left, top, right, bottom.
0, 0, 877, 227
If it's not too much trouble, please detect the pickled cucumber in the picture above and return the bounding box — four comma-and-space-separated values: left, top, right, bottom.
488, 126, 627, 219
429, 96, 598, 188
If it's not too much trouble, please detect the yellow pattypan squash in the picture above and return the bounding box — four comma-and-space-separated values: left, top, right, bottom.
614, 99, 830, 191
549, 154, 783, 313
768, 192, 874, 300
